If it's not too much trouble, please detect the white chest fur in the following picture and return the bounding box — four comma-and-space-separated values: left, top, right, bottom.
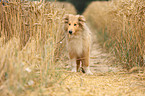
67, 35, 83, 57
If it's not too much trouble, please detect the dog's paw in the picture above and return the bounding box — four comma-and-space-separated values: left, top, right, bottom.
81, 67, 85, 73
71, 67, 77, 72
83, 67, 93, 75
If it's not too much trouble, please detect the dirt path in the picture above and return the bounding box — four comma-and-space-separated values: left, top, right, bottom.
87, 23, 120, 74
27, 23, 145, 96
90, 31, 119, 73
52, 23, 145, 96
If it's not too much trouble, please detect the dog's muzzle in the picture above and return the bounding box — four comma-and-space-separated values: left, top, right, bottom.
69, 30, 72, 34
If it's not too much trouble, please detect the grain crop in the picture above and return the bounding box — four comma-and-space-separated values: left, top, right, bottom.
84, 0, 145, 70
0, 0, 76, 95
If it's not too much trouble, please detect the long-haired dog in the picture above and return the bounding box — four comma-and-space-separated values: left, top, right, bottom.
63, 14, 92, 75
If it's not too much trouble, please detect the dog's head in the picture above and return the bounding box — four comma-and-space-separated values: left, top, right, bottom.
63, 14, 86, 35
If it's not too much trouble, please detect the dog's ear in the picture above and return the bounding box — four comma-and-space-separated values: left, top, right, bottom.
78, 15, 86, 22
78, 15, 86, 27
63, 14, 69, 24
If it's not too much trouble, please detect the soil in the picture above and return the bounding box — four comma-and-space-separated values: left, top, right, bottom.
52, 23, 145, 96
90, 29, 120, 73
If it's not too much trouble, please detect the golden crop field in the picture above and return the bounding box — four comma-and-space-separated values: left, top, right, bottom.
0, 1, 76, 95
84, 0, 145, 70
0, 0, 145, 96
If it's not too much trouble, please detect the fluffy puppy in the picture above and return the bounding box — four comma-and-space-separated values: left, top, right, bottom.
64, 14, 92, 75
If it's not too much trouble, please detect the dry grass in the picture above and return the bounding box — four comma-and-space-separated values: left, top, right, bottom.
0, 0, 76, 95
0, 0, 145, 96
83, 1, 109, 31
84, 0, 145, 70
51, 1, 77, 15
45, 72, 145, 96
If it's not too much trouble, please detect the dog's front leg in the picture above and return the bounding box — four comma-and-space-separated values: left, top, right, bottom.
70, 58, 77, 72
83, 55, 93, 75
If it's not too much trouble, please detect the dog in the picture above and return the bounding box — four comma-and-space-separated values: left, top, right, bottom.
63, 14, 92, 75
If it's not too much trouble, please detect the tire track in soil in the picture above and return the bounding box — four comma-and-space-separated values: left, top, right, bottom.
88, 23, 121, 74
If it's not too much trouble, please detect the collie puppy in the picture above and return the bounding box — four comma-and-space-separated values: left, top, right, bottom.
63, 14, 92, 75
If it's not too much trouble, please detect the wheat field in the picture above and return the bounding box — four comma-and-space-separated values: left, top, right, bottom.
0, 0, 145, 96
84, 0, 145, 70
0, 0, 76, 95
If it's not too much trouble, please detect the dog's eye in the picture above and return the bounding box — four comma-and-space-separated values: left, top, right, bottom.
74, 24, 77, 26
69, 23, 71, 26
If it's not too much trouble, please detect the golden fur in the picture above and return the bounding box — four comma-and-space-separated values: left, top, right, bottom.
64, 14, 92, 74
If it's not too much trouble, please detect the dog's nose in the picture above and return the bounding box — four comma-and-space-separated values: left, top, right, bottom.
69, 30, 72, 34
